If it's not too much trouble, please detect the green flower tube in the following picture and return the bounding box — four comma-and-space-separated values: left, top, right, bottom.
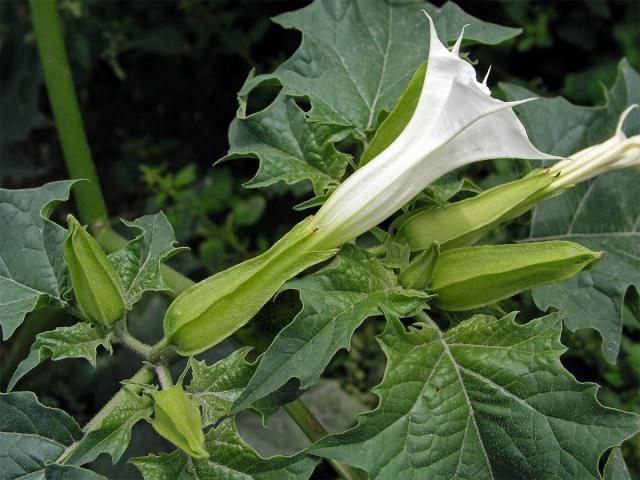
431, 241, 603, 311
151, 385, 208, 459
163, 218, 337, 356
395, 169, 555, 252
64, 214, 125, 326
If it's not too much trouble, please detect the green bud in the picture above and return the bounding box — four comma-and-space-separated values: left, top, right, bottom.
64, 214, 125, 326
152, 385, 208, 459
399, 243, 439, 290
395, 170, 555, 251
163, 218, 336, 356
431, 241, 603, 311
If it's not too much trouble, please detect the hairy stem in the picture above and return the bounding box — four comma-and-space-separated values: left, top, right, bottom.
155, 363, 174, 390
115, 325, 152, 359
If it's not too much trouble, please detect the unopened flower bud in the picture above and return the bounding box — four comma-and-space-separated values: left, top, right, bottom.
64, 214, 125, 326
431, 241, 602, 310
152, 385, 208, 459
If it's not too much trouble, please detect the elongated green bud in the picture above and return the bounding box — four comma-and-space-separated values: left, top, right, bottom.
163, 218, 336, 356
395, 169, 555, 251
152, 385, 208, 458
399, 243, 439, 290
64, 214, 125, 326
431, 241, 602, 311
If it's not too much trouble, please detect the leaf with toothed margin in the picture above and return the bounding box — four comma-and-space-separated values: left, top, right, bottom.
188, 348, 302, 426
8, 322, 112, 392
232, 244, 429, 413
220, 93, 351, 196
63, 388, 152, 467
309, 311, 640, 479
0, 180, 77, 340
0, 391, 84, 480
108, 212, 187, 308
130, 418, 318, 480
503, 59, 640, 363
239, 0, 520, 139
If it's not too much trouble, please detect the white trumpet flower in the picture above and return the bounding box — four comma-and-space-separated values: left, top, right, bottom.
309, 14, 556, 249
549, 104, 640, 189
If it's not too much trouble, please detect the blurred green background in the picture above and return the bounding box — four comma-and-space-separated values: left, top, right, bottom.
1, 1, 638, 478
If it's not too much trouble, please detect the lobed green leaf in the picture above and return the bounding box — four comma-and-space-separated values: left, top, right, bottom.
310, 312, 640, 479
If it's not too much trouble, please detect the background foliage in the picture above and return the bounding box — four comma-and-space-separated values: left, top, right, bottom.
1, 1, 639, 478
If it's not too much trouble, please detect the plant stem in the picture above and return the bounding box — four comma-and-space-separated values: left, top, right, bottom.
285, 400, 367, 480
115, 326, 152, 359
29, 0, 108, 230
155, 363, 174, 390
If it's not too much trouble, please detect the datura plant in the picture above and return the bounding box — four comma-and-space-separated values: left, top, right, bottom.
2, 1, 639, 479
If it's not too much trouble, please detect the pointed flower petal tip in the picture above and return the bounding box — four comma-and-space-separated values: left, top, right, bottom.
309, 12, 554, 248
482, 66, 492, 86
451, 23, 470, 56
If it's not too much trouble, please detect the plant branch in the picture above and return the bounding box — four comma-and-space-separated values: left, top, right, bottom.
155, 363, 174, 390
115, 324, 152, 359
29, 0, 108, 230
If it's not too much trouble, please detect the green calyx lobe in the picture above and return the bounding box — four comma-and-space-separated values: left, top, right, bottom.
360, 60, 427, 166
163, 217, 337, 356
398, 242, 439, 290
64, 214, 125, 326
395, 169, 555, 251
152, 385, 208, 459
431, 241, 603, 311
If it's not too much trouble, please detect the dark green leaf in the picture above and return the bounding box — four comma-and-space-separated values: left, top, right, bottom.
221, 94, 351, 195
0, 180, 76, 339
64, 389, 152, 466
43, 464, 107, 480
233, 244, 428, 412
0, 391, 82, 480
310, 312, 640, 479
109, 212, 187, 308
502, 59, 640, 362
188, 348, 300, 425
8, 323, 112, 391
240, 0, 520, 137
188, 348, 255, 426
131, 418, 318, 480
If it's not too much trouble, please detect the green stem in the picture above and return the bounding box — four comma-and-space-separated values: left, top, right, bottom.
115, 325, 152, 359
155, 363, 174, 390
29, 0, 108, 230
285, 400, 367, 480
